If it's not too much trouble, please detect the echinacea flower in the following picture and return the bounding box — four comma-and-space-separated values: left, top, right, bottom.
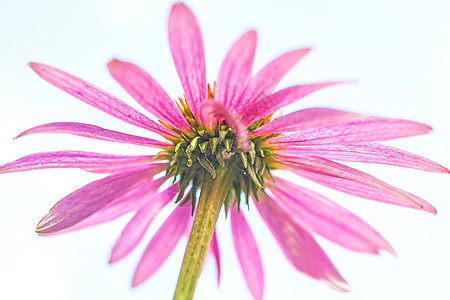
1, 2, 448, 300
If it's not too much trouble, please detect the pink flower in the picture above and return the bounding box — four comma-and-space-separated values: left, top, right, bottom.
0, 2, 447, 300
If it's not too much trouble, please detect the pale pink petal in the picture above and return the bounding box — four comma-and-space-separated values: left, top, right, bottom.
29, 63, 176, 139
251, 108, 361, 136
108, 59, 190, 129
84, 162, 167, 174
267, 178, 395, 255
168, 3, 206, 118
36, 168, 156, 234
279, 156, 436, 213
16, 122, 172, 149
199, 101, 250, 151
244, 82, 341, 125
132, 204, 192, 287
267, 117, 432, 145
109, 186, 176, 263
0, 151, 158, 174
235, 48, 310, 114
216, 30, 257, 110
255, 195, 350, 291
230, 209, 264, 300
210, 230, 221, 286
277, 143, 449, 173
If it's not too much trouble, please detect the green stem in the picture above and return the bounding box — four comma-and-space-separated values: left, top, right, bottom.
173, 167, 234, 300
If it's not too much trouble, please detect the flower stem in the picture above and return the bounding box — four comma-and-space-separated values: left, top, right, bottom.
173, 167, 234, 300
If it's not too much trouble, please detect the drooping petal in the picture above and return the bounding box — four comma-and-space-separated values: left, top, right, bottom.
168, 3, 206, 118
132, 204, 192, 287
107, 59, 190, 129
251, 108, 361, 136
210, 230, 221, 286
230, 209, 264, 300
0, 151, 158, 174
235, 48, 310, 115
244, 82, 342, 125
276, 143, 449, 173
278, 156, 436, 213
16, 122, 172, 149
216, 30, 257, 110
267, 178, 395, 255
267, 117, 431, 145
36, 168, 155, 234
29, 63, 176, 139
109, 185, 177, 263
199, 101, 250, 151
255, 195, 350, 291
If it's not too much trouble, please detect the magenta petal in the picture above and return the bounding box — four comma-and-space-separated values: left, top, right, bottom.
0, 151, 158, 174
280, 156, 436, 213
244, 82, 342, 125
277, 143, 449, 173
251, 108, 360, 136
109, 186, 176, 263
268, 178, 395, 255
16, 122, 172, 149
199, 101, 250, 151
255, 195, 350, 291
230, 209, 264, 300
168, 3, 206, 118
216, 30, 257, 110
210, 230, 221, 286
268, 117, 432, 145
132, 204, 192, 287
29, 63, 176, 139
108, 59, 190, 129
36, 169, 155, 234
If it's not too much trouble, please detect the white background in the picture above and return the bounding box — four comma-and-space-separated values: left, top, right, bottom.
1, 0, 449, 299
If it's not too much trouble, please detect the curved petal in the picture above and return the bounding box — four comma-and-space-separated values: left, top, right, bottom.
255, 195, 350, 291
168, 3, 206, 118
251, 108, 360, 136
109, 185, 177, 263
0, 151, 158, 174
16, 122, 172, 149
216, 30, 257, 110
209, 230, 221, 286
244, 82, 342, 125
29, 63, 176, 139
199, 101, 250, 151
278, 156, 436, 213
132, 204, 192, 287
276, 143, 449, 173
236, 48, 310, 115
36, 168, 155, 234
108, 59, 190, 129
267, 178, 395, 255
267, 117, 432, 145
230, 209, 264, 300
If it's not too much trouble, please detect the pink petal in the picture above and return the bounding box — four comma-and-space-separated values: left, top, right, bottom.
277, 143, 449, 173
0, 151, 158, 174
255, 195, 350, 291
210, 230, 221, 286
36, 168, 156, 234
109, 186, 176, 263
216, 30, 257, 110
199, 101, 250, 151
16, 122, 172, 149
267, 177, 395, 255
132, 204, 192, 287
230, 209, 264, 300
29, 63, 176, 139
168, 3, 206, 118
267, 117, 432, 145
251, 108, 361, 136
235, 48, 310, 115
107, 59, 190, 129
244, 82, 341, 125
279, 156, 436, 213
